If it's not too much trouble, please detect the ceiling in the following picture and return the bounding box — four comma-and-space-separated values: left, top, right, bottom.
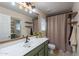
35, 2, 73, 15
0, 2, 73, 18
0, 2, 38, 18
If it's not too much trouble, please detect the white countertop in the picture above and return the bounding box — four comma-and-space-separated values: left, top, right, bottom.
0, 38, 48, 56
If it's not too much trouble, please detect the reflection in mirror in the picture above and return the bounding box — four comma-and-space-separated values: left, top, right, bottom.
0, 13, 34, 43
11, 17, 21, 39
0, 13, 11, 41
0, 13, 22, 42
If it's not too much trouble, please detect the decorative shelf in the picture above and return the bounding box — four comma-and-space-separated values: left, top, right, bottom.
67, 12, 78, 18
68, 21, 78, 24
67, 12, 78, 25
25, 26, 32, 28
25, 21, 33, 24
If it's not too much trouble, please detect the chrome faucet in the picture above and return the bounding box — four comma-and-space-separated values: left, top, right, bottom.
25, 35, 30, 43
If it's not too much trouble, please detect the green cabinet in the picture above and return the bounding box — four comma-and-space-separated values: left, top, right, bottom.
39, 48, 44, 56
24, 40, 48, 56
44, 44, 48, 56
44, 41, 48, 56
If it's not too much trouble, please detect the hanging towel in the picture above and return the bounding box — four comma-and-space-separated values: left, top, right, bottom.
70, 25, 77, 46
70, 24, 77, 55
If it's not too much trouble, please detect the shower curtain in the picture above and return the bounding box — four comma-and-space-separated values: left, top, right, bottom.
47, 14, 66, 51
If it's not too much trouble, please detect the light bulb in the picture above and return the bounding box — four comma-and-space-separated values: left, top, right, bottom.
19, 6, 23, 9
32, 8, 36, 12
28, 5, 32, 10
25, 8, 28, 12
11, 2, 15, 6
29, 10, 32, 14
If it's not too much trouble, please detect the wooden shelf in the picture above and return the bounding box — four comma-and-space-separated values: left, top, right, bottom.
67, 12, 78, 25
25, 21, 33, 24
67, 12, 78, 18
25, 26, 32, 28
68, 21, 78, 24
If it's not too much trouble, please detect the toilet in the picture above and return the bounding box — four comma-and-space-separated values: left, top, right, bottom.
48, 43, 55, 54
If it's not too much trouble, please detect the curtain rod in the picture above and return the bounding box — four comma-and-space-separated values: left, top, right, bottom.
47, 11, 78, 19
46, 11, 72, 17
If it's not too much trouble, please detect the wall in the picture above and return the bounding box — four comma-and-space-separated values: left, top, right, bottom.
38, 10, 47, 37
72, 2, 79, 55
0, 6, 32, 37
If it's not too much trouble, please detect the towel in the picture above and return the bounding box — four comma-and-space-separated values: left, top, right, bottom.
70, 25, 77, 46
70, 25, 77, 54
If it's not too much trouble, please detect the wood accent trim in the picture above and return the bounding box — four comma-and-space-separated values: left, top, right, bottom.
0, 37, 25, 44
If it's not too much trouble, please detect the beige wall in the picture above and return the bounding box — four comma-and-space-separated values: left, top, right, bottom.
0, 6, 32, 37
72, 2, 79, 55
38, 10, 47, 37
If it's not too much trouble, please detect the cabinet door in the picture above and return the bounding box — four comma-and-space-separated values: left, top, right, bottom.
25, 48, 39, 56
45, 44, 48, 56
34, 53, 39, 56
25, 43, 44, 56
39, 48, 44, 56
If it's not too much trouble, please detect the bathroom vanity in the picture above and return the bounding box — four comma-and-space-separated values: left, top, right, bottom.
0, 38, 48, 56
25, 39, 48, 56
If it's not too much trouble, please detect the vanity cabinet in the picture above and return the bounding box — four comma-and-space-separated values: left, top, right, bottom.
24, 40, 48, 56
44, 41, 48, 56
38, 48, 45, 56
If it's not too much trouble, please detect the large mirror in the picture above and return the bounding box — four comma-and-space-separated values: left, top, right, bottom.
0, 13, 33, 42
11, 17, 21, 39
0, 13, 11, 41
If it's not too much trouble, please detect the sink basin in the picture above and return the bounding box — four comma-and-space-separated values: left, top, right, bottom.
23, 39, 37, 48
23, 40, 32, 48
23, 43, 31, 48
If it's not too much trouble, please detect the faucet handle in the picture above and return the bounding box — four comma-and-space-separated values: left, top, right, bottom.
26, 35, 30, 40
25, 35, 30, 43
26, 35, 28, 39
